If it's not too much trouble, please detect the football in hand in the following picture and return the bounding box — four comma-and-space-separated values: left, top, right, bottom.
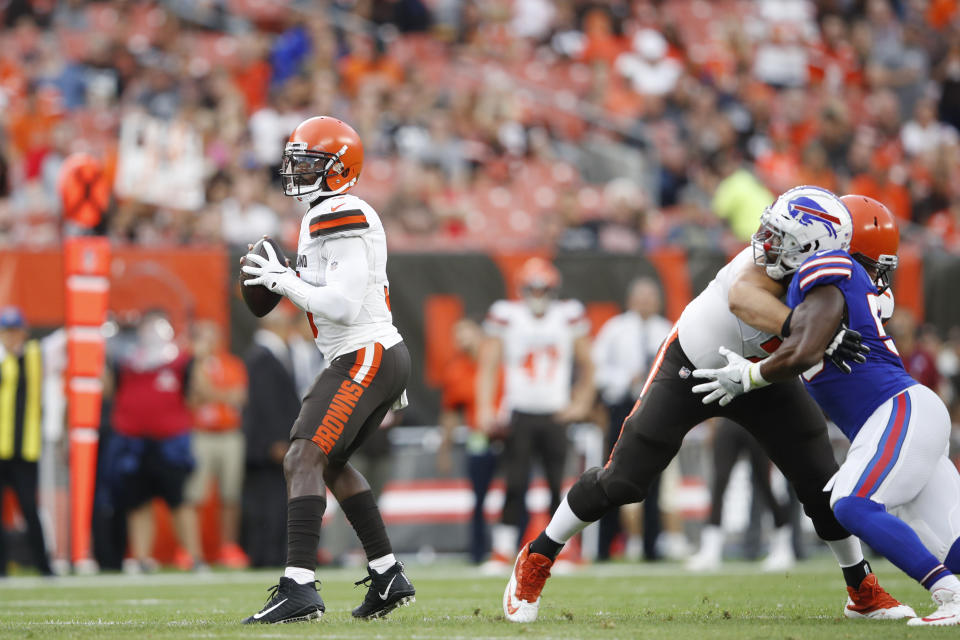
240, 236, 286, 317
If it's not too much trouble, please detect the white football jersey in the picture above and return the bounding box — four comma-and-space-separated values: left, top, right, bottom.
677, 247, 782, 369
484, 299, 589, 414
295, 193, 401, 361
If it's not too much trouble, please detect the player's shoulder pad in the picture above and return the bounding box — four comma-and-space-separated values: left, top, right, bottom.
795, 248, 854, 291
558, 298, 586, 318
486, 299, 516, 325
307, 194, 371, 240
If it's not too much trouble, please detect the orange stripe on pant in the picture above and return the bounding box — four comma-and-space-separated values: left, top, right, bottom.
360, 343, 383, 387
349, 348, 366, 380
605, 323, 679, 468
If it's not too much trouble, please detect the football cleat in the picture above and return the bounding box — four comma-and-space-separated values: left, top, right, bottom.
844, 573, 916, 620
503, 545, 553, 623
907, 588, 960, 626
352, 561, 416, 619
241, 577, 324, 624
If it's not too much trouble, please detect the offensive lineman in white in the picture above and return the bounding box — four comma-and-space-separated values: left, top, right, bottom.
241, 117, 414, 624
503, 186, 912, 623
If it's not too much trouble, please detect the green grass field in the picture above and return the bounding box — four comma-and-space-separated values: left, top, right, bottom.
0, 556, 955, 639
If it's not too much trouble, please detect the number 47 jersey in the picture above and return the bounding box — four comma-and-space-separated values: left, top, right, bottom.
785, 249, 915, 440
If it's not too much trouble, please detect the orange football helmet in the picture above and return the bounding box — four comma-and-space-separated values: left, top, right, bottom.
281, 116, 364, 202
517, 257, 560, 314
841, 194, 899, 292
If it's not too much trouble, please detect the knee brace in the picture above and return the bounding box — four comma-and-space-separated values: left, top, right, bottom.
567, 467, 614, 522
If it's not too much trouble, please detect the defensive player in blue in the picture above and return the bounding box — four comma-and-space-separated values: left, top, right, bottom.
693, 187, 960, 626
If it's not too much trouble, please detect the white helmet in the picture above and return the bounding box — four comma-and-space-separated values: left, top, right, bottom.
752, 185, 853, 280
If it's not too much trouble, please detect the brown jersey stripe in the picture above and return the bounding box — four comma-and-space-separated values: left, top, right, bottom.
309, 210, 369, 237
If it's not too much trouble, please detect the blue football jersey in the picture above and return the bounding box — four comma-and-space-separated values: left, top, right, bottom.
785, 249, 915, 440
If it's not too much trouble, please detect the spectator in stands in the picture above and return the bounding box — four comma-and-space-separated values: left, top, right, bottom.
709, 150, 775, 242
438, 318, 497, 565
184, 321, 249, 569
901, 97, 958, 157
240, 305, 300, 568
592, 278, 672, 561
105, 309, 204, 573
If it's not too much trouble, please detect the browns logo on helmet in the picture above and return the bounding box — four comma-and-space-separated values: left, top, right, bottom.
280, 116, 364, 203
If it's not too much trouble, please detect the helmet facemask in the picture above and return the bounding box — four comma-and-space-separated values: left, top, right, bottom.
280, 142, 355, 203
852, 252, 898, 294
751, 212, 814, 280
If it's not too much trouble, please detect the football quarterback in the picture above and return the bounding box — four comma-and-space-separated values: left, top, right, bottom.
241, 116, 414, 624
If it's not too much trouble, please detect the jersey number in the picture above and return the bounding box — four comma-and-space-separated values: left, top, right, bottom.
522, 345, 559, 382
865, 293, 899, 355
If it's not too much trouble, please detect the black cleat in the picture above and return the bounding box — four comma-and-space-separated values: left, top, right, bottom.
241, 577, 324, 624
352, 561, 416, 619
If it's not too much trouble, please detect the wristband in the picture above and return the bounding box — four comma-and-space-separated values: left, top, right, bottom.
780, 309, 794, 338
745, 361, 770, 391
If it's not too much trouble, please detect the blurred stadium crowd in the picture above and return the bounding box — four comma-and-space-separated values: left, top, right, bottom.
1, 0, 960, 251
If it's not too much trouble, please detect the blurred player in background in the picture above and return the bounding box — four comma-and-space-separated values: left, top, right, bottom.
504, 187, 910, 623
438, 318, 498, 565
240, 116, 414, 623
592, 277, 675, 561
477, 257, 594, 572
695, 194, 960, 626
686, 418, 794, 572
105, 309, 203, 574
184, 321, 248, 569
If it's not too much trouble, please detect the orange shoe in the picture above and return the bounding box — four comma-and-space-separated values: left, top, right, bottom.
172, 547, 194, 571
845, 573, 916, 619
503, 545, 553, 623
218, 543, 249, 569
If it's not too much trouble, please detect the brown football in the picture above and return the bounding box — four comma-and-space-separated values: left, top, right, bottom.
240, 237, 286, 318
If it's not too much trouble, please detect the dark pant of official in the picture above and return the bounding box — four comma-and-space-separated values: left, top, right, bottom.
0, 459, 52, 575
500, 411, 568, 530
241, 466, 288, 568
468, 447, 497, 563
598, 398, 662, 560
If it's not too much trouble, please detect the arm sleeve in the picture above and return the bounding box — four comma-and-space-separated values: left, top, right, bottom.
279, 236, 368, 324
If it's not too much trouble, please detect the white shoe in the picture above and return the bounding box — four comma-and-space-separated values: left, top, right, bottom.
686, 526, 723, 572
761, 526, 795, 572
659, 532, 691, 561
908, 589, 960, 626
503, 546, 554, 623
479, 556, 511, 576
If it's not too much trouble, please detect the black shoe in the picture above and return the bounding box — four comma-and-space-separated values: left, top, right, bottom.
352, 561, 416, 619
241, 577, 324, 624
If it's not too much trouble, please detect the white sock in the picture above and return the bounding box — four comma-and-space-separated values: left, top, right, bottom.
369, 553, 396, 574
826, 536, 864, 568
544, 497, 590, 544
284, 566, 316, 585
930, 573, 960, 594
492, 524, 519, 557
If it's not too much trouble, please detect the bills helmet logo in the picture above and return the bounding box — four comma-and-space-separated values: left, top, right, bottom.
787, 196, 842, 238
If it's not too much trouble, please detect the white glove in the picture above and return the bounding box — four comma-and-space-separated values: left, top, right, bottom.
691, 346, 770, 406
241, 240, 298, 294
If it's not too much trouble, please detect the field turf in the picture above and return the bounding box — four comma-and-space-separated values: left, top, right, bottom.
0, 556, 955, 639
